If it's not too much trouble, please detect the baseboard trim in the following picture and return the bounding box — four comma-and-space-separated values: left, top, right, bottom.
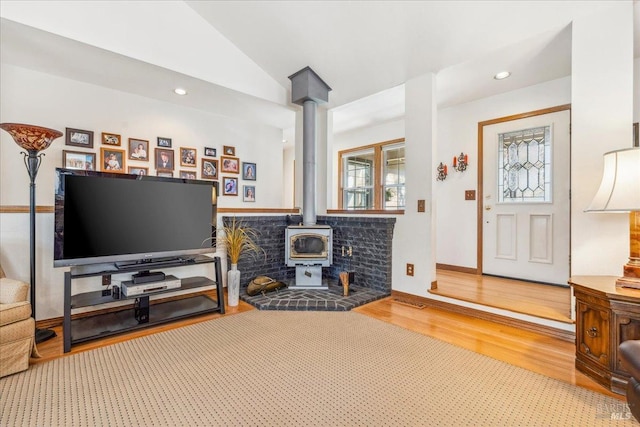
391, 290, 575, 342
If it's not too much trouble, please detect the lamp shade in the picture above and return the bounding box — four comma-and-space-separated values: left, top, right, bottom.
585, 147, 640, 212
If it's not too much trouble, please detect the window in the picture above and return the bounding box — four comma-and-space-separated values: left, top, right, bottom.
497, 126, 551, 203
339, 138, 405, 211
342, 150, 374, 209
383, 144, 405, 210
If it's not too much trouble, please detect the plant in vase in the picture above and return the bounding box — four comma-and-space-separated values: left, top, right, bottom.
218, 217, 264, 306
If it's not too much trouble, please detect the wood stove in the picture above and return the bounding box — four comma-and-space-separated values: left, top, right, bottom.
285, 225, 332, 289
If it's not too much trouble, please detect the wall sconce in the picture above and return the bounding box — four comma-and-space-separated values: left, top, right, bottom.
436, 162, 448, 181
453, 152, 468, 172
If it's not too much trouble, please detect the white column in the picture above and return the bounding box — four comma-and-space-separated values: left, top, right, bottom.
571, 2, 634, 275
392, 73, 437, 295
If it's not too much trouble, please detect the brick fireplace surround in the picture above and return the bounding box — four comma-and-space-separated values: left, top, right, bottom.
223, 215, 395, 311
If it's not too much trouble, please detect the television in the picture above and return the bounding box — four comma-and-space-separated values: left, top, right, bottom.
54, 168, 217, 268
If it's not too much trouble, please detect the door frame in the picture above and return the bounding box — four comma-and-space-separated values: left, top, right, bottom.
476, 104, 571, 276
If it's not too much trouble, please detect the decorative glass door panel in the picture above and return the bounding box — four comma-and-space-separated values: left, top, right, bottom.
498, 126, 551, 203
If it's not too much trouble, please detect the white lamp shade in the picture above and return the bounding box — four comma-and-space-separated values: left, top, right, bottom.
585, 147, 640, 212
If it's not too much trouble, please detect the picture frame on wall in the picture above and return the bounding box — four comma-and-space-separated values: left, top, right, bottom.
101, 132, 121, 146
223, 145, 235, 156
242, 162, 256, 180
180, 147, 197, 167
204, 147, 217, 157
201, 159, 218, 180
221, 156, 239, 173
223, 177, 238, 196
128, 166, 148, 176
66, 128, 94, 148
100, 147, 126, 173
180, 170, 197, 179
63, 150, 96, 171
155, 148, 175, 170
157, 137, 172, 148
243, 185, 255, 202
128, 138, 149, 160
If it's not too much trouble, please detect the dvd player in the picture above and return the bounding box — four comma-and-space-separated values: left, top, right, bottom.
121, 275, 181, 297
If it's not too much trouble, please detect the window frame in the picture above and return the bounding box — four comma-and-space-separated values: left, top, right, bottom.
338, 138, 405, 211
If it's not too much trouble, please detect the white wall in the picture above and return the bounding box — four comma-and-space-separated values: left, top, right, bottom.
0, 64, 285, 320
570, 3, 634, 276
436, 77, 572, 269
635, 57, 640, 125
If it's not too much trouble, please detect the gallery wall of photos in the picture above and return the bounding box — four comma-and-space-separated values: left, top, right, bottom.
62, 128, 258, 202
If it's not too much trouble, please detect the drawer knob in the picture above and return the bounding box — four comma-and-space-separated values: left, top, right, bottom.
587, 327, 598, 338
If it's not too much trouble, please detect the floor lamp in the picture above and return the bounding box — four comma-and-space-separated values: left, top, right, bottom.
0, 123, 62, 343
585, 147, 640, 289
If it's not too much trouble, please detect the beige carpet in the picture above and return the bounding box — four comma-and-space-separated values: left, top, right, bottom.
0, 311, 637, 426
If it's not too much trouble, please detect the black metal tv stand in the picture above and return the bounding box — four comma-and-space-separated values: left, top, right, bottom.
63, 255, 224, 353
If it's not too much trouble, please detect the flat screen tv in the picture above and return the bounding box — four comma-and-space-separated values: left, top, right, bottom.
54, 168, 217, 268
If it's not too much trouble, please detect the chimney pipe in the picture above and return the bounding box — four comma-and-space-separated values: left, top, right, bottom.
288, 67, 331, 226
302, 99, 317, 225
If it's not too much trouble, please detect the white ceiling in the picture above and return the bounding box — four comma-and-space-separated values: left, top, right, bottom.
1, 1, 638, 135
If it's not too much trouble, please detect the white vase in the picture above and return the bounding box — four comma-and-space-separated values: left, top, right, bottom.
227, 263, 241, 307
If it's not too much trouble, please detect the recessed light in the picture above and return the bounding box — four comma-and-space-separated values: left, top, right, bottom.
494, 71, 511, 80
174, 88, 187, 95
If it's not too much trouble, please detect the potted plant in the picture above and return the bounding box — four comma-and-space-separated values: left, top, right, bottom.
218, 217, 264, 306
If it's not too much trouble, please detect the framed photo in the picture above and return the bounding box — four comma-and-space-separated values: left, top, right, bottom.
63, 150, 96, 171
223, 145, 235, 156
201, 159, 218, 180
204, 147, 217, 157
102, 132, 121, 146
100, 147, 126, 173
157, 171, 173, 178
180, 170, 197, 179
128, 138, 149, 161
128, 166, 148, 176
223, 177, 238, 196
243, 185, 255, 202
180, 147, 197, 167
242, 162, 256, 180
157, 137, 172, 148
221, 156, 239, 173
155, 148, 175, 170
66, 128, 94, 148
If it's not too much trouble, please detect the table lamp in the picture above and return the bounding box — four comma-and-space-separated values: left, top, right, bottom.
0, 123, 63, 342
585, 147, 640, 289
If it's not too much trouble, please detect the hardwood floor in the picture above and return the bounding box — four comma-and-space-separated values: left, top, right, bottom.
33, 285, 621, 401
431, 269, 573, 323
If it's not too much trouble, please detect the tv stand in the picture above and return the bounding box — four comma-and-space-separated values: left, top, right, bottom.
63, 255, 224, 353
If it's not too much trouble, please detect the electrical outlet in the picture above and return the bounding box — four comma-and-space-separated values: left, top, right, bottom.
406, 263, 414, 276
417, 199, 426, 212
465, 190, 476, 200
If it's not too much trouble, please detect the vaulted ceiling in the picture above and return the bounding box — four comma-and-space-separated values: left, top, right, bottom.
1, 1, 638, 134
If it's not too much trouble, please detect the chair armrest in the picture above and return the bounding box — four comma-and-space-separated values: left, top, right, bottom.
620, 340, 640, 380
0, 300, 32, 326
0, 278, 29, 304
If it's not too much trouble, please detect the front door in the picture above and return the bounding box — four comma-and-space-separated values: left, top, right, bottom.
481, 109, 570, 285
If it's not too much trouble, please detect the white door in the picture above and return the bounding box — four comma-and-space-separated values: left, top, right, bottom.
482, 110, 570, 285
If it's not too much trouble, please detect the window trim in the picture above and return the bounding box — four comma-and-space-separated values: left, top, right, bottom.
338, 138, 405, 211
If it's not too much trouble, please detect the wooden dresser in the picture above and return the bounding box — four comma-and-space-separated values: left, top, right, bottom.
569, 276, 640, 394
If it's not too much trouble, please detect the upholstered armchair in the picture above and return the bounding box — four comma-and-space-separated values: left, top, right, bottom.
0, 267, 40, 377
